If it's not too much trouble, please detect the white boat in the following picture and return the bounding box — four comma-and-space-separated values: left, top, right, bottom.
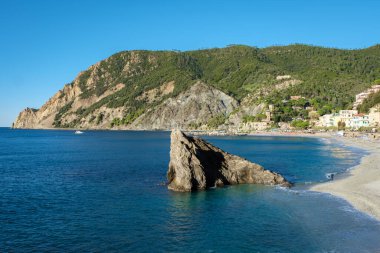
74, 130, 84, 134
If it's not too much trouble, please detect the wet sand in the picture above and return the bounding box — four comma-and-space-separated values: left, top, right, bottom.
310, 137, 380, 220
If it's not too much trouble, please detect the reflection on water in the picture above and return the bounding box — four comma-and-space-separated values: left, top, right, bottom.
328, 146, 354, 159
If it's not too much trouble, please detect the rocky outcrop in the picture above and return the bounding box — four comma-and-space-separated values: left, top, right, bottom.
167, 130, 291, 192
12, 108, 39, 128
129, 82, 239, 130
12, 77, 126, 129
13, 82, 83, 129
13, 80, 238, 130
12, 51, 149, 129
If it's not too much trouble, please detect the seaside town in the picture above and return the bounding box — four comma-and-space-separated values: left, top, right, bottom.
196, 83, 380, 138
317, 84, 380, 129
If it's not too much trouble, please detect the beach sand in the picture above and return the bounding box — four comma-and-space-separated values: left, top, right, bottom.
197, 130, 380, 220
310, 137, 380, 220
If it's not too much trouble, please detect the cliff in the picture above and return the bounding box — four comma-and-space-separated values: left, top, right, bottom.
13, 45, 380, 130
129, 82, 238, 130
167, 130, 291, 191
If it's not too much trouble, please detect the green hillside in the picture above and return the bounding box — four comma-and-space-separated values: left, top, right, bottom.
56, 44, 380, 127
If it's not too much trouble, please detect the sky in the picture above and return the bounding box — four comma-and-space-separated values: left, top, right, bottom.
0, 0, 379, 126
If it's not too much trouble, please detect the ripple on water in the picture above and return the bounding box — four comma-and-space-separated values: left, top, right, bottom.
0, 129, 379, 252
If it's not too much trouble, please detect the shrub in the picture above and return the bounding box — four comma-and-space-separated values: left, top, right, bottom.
207, 114, 226, 128
291, 120, 309, 129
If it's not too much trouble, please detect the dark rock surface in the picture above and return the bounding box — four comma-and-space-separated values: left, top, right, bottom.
167, 130, 291, 192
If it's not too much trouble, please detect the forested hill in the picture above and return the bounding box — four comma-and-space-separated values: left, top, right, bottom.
13, 44, 380, 129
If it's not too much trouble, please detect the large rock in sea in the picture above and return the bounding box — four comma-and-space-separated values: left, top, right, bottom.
167, 130, 291, 192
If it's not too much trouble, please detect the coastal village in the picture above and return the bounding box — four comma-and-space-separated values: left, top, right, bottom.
209, 83, 380, 137
316, 84, 380, 130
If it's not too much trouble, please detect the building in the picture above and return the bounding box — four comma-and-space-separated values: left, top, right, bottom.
339, 110, 358, 128
264, 110, 272, 122
239, 122, 271, 132
339, 110, 358, 118
350, 114, 370, 129
262, 104, 274, 122
317, 107, 378, 129
318, 113, 341, 127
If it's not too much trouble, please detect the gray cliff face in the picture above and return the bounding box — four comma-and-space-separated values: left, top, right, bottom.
130, 82, 239, 130
13, 79, 239, 130
12, 71, 126, 129
12, 82, 83, 129
12, 52, 146, 129
12, 49, 281, 131
12, 49, 295, 131
12, 108, 39, 129
167, 130, 291, 192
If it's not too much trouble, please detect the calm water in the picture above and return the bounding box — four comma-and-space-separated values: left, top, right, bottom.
1, 128, 379, 252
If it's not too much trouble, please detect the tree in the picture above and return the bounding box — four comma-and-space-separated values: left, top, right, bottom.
338, 121, 346, 130
291, 120, 309, 129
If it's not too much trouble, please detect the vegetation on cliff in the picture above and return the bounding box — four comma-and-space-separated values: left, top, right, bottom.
358, 80, 380, 113
14, 44, 380, 129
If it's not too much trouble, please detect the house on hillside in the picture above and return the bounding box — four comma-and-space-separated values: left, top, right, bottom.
317, 108, 376, 129
350, 114, 370, 129
338, 110, 357, 128
318, 113, 341, 127
239, 121, 271, 132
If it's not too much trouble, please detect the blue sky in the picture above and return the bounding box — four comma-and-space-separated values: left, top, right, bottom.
0, 0, 379, 126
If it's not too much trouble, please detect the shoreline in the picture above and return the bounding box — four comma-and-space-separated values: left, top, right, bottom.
310, 136, 380, 220
7, 127, 380, 219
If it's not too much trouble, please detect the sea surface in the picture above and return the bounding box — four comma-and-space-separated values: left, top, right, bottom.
1, 128, 380, 252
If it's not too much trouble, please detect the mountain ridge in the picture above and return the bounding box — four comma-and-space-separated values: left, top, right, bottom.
13, 44, 380, 130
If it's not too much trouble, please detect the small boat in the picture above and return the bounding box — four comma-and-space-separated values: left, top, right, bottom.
74, 130, 84, 134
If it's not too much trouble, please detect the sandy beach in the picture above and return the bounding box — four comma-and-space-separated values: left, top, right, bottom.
310, 136, 380, 220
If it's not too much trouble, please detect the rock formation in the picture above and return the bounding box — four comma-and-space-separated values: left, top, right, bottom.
130, 82, 238, 130
167, 130, 291, 192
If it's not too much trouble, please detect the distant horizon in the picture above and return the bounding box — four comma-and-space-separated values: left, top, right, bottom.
1, 0, 380, 127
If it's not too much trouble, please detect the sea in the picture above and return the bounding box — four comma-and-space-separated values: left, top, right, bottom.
1, 128, 380, 252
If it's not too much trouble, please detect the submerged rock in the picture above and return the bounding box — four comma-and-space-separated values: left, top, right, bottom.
167, 130, 292, 192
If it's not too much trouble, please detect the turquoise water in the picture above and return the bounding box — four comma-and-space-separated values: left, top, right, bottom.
1, 128, 379, 252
